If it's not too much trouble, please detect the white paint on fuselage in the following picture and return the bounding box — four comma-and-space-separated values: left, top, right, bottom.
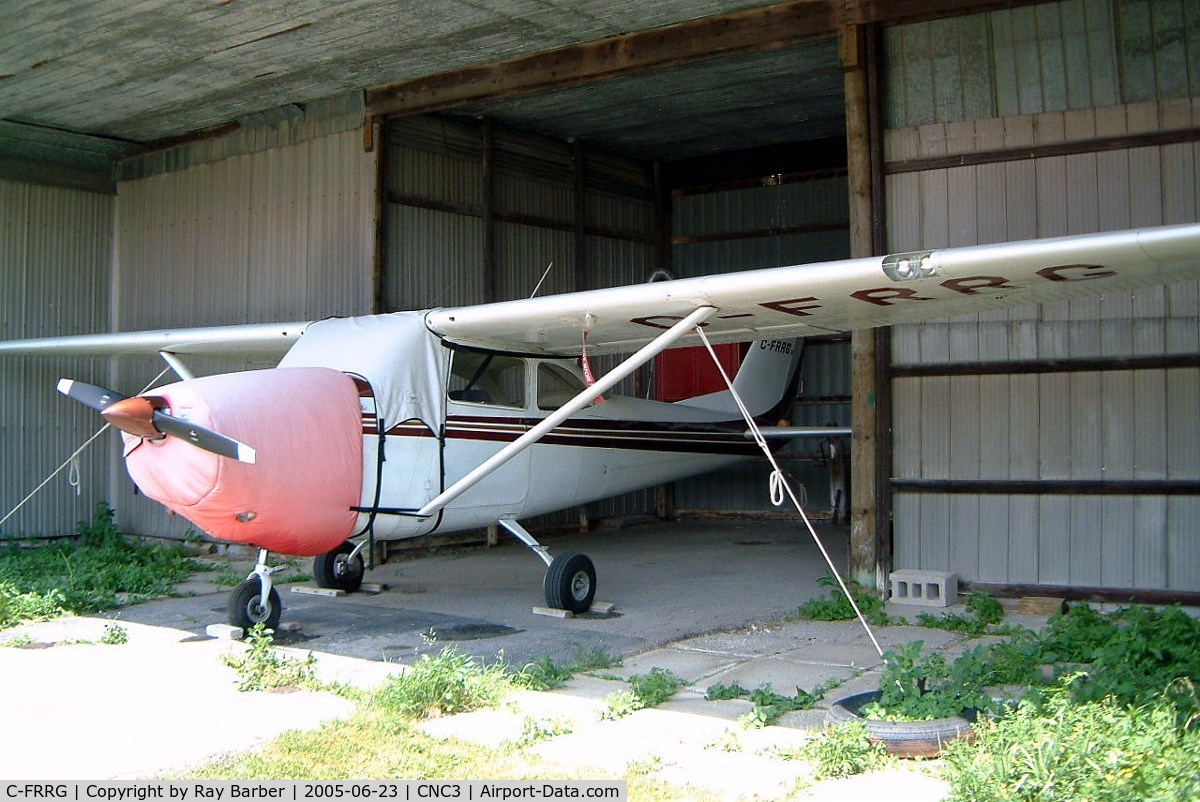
359, 358, 757, 541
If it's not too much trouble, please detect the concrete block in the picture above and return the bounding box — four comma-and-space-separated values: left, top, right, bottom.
205, 624, 243, 640
889, 570, 958, 607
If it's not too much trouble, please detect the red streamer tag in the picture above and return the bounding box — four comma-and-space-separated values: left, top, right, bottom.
581, 332, 604, 404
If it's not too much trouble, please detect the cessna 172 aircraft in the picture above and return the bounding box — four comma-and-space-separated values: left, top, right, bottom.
1, 223, 1197, 629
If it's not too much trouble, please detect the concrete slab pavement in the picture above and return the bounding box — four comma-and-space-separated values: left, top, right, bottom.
0, 517, 980, 799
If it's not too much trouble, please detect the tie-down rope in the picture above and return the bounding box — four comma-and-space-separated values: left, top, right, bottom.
696, 329, 885, 658
0, 366, 173, 532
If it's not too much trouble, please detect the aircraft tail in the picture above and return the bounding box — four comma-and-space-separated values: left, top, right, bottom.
675, 338, 803, 423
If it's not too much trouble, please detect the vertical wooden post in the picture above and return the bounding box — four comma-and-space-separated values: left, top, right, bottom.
370, 115, 387, 314
482, 117, 497, 303
842, 23, 891, 590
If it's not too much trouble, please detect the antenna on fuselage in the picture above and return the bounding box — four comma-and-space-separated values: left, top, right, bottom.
529, 261, 555, 298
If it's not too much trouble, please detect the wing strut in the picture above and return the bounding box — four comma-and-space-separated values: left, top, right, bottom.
416, 306, 717, 518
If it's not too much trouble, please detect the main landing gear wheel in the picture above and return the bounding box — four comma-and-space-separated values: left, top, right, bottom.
544, 552, 596, 613
228, 578, 282, 631
314, 540, 365, 592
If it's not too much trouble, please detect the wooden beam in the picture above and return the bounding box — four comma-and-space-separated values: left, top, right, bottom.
886, 126, 1200, 175
892, 479, 1200, 496
893, 354, 1200, 378
962, 580, 1200, 608
844, 22, 891, 592
367, 2, 836, 118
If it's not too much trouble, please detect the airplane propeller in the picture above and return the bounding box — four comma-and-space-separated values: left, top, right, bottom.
57, 378, 257, 464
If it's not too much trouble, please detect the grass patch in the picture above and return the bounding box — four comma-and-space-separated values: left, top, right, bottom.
373, 647, 511, 719
0, 503, 202, 627
511, 643, 622, 691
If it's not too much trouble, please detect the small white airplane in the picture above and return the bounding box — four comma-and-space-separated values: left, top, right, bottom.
1, 224, 1197, 629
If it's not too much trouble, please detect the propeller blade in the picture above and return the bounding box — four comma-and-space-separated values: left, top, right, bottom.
57, 378, 256, 464
56, 379, 128, 411
150, 410, 257, 464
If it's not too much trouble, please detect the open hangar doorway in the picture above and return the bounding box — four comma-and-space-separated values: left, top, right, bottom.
371, 0, 1200, 604
373, 34, 857, 557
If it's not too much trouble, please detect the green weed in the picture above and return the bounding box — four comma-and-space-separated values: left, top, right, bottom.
0, 503, 201, 623
511, 716, 573, 748
601, 667, 683, 720
942, 677, 1200, 802
629, 667, 683, 707
800, 721, 887, 779
706, 679, 842, 727
916, 590, 1006, 636
796, 575, 893, 626
100, 622, 128, 645
221, 623, 321, 692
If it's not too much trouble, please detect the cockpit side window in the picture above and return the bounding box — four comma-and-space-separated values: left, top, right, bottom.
537, 361, 596, 410
448, 352, 527, 408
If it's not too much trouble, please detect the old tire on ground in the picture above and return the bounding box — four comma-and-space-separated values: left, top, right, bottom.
314, 540, 365, 592
227, 578, 282, 632
826, 691, 975, 758
544, 552, 596, 613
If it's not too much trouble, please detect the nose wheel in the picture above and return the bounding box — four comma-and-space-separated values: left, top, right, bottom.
227, 550, 282, 631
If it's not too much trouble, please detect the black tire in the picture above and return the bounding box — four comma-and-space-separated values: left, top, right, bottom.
313, 540, 365, 592
227, 578, 282, 631
825, 691, 975, 758
544, 552, 596, 613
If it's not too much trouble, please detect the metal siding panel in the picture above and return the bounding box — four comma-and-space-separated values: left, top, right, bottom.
387, 205, 485, 310
1069, 496, 1104, 585
949, 495, 981, 578
1038, 496, 1073, 583
1007, 496, 1040, 582
887, 91, 1199, 589
1168, 496, 1200, 589
113, 131, 374, 536
1, 180, 114, 538
892, 377, 921, 479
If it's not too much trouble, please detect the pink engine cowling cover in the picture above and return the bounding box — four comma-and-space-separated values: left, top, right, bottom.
123, 367, 363, 556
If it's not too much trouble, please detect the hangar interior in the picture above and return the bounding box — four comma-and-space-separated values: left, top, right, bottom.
1, 0, 1197, 599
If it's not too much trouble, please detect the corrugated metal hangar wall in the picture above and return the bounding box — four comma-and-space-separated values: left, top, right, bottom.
1, 0, 1196, 596
0, 181, 112, 535
882, 1, 1200, 591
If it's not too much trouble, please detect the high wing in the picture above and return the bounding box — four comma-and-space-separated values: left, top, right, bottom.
0, 225, 1195, 359
0, 321, 309, 358
427, 224, 1200, 355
